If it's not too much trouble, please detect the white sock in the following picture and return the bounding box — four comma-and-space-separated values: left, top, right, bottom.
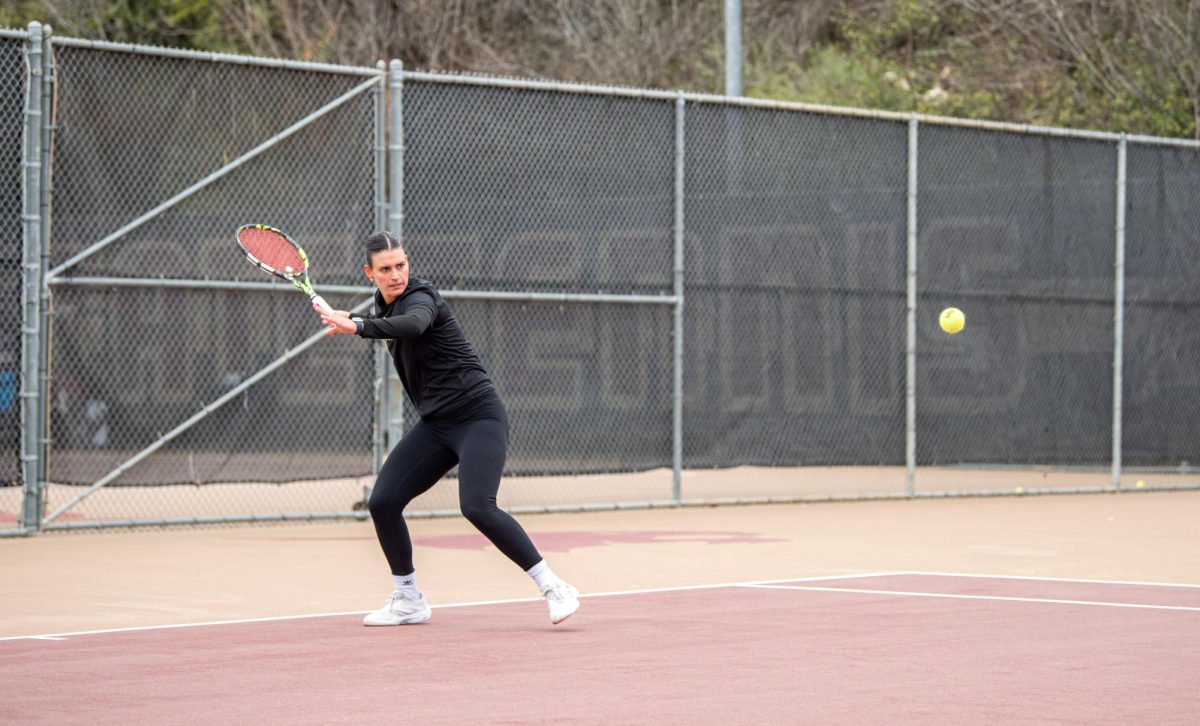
526, 560, 559, 590
392, 573, 419, 600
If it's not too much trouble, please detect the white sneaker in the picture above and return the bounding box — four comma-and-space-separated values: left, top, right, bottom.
362, 592, 432, 626
540, 581, 580, 625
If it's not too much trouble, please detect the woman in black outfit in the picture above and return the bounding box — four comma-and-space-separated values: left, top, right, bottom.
319, 231, 579, 626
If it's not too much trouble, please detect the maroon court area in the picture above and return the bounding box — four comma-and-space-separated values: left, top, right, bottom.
2, 575, 1198, 725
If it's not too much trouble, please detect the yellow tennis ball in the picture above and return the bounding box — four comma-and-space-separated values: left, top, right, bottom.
1136, 480, 1146, 488
1014, 486, 1024, 494
939, 307, 965, 334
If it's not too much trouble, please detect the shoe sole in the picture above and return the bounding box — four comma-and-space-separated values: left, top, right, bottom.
363, 609, 432, 626
550, 602, 579, 625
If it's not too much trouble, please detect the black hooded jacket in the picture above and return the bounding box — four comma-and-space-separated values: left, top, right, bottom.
356, 276, 496, 420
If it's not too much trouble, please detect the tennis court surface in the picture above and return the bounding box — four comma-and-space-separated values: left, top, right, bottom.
4, 575, 1199, 724
3, 493, 1199, 724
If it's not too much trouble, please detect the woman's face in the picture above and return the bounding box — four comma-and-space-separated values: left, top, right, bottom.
365, 247, 410, 303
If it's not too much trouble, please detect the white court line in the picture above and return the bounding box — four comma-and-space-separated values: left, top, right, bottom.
0, 610, 377, 643
741, 584, 1200, 613
898, 570, 1200, 589
8, 570, 1191, 642
0, 571, 906, 643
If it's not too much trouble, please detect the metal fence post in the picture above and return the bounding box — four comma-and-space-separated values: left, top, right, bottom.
372, 60, 389, 478
673, 92, 686, 502
37, 25, 54, 516
905, 114, 919, 496
20, 22, 44, 530
1111, 134, 1127, 489
724, 0, 742, 97
387, 60, 405, 448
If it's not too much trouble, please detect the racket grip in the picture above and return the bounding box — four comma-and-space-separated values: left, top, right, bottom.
311, 294, 332, 314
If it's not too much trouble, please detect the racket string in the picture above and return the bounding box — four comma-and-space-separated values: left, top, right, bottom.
238, 228, 305, 273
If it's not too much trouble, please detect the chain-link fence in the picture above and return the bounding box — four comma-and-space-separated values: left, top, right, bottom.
916, 126, 1118, 495
0, 34, 25, 497
1123, 143, 1200, 471
683, 103, 908, 500
397, 79, 678, 512
3, 24, 1199, 534
33, 37, 383, 528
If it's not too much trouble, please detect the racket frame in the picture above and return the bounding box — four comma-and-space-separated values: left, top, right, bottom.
235, 224, 331, 312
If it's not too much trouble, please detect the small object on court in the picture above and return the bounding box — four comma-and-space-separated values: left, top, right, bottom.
1014, 486, 1024, 494
1136, 480, 1146, 488
939, 307, 965, 334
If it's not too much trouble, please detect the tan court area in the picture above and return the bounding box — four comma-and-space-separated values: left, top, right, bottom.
2, 489, 1198, 638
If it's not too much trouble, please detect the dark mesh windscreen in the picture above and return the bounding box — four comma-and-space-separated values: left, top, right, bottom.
403, 81, 675, 295
21, 41, 1200, 525
0, 38, 24, 488
1122, 143, 1200, 467
683, 104, 908, 468
401, 81, 677, 475
0, 39, 24, 489
50, 48, 375, 274
48, 286, 373, 488
455, 299, 674, 476
916, 126, 1116, 465
47, 46, 377, 491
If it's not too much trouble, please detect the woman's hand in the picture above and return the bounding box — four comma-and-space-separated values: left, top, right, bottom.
319, 309, 358, 335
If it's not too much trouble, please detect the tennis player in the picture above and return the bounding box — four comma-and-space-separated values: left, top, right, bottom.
319, 231, 580, 626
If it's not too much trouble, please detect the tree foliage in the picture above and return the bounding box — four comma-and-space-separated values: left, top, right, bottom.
4, 0, 1196, 138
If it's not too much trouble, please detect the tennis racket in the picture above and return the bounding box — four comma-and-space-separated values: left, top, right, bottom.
235, 224, 332, 314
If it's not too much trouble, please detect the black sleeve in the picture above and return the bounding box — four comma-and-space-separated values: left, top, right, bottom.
359, 292, 435, 339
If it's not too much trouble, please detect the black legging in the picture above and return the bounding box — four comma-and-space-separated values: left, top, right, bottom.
367, 397, 542, 575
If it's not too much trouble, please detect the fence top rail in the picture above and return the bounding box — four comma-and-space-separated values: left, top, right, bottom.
913, 114, 1121, 142
681, 91, 914, 124
51, 35, 379, 76
680, 91, 1200, 147
402, 68, 679, 101
916, 115, 1199, 147
1125, 134, 1200, 149
0, 28, 29, 39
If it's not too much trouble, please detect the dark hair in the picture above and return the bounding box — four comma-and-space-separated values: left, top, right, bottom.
364, 231, 403, 265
